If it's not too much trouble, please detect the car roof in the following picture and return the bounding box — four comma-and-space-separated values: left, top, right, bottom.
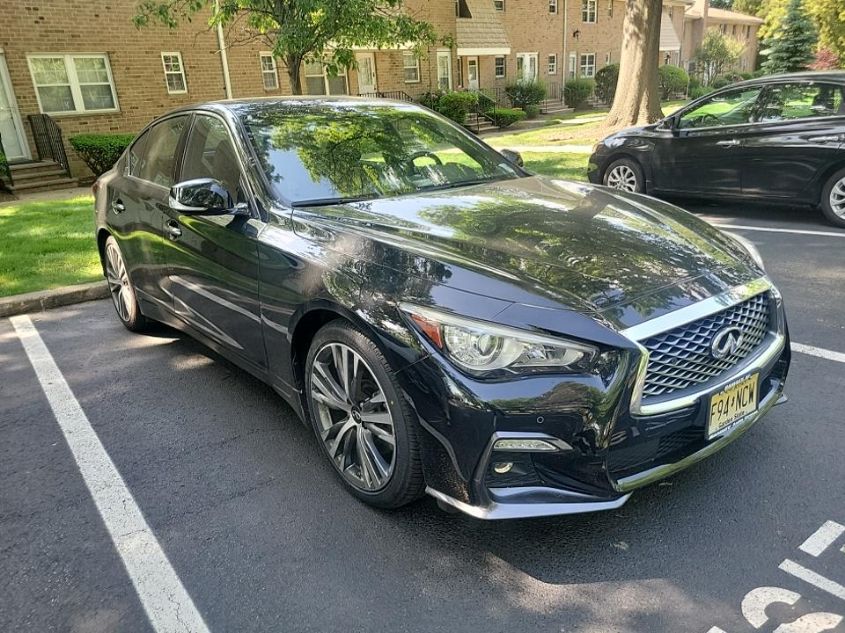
162, 95, 425, 120
732, 70, 845, 88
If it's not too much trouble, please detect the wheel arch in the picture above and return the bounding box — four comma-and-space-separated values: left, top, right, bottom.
815, 160, 845, 206
96, 228, 112, 275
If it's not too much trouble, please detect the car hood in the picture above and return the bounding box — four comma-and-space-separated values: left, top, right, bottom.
290, 176, 758, 320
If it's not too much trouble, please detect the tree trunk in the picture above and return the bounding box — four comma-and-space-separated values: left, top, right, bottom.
286, 55, 303, 95
601, 0, 664, 131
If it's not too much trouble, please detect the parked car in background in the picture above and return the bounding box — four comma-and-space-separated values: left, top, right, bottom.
94, 97, 790, 519
588, 71, 845, 227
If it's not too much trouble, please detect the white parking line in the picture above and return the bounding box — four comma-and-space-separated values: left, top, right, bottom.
779, 559, 845, 602
799, 521, 845, 557
10, 315, 211, 633
792, 343, 845, 364
711, 223, 845, 238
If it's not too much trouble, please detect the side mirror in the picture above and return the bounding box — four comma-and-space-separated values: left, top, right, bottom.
500, 148, 524, 167
657, 116, 677, 132
169, 178, 234, 215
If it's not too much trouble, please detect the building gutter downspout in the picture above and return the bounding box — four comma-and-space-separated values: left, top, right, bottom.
215, 0, 233, 99
562, 0, 568, 106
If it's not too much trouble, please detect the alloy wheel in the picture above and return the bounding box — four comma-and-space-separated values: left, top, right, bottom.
606, 164, 639, 192
830, 177, 845, 219
310, 342, 396, 492
105, 241, 132, 322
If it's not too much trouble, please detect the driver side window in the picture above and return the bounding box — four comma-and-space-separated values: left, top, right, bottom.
679, 87, 764, 129
180, 114, 245, 203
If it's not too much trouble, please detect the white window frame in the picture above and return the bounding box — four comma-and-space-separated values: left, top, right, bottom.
549, 0, 558, 13
494, 0, 505, 11
605, 51, 611, 65
494, 56, 506, 79
548, 54, 558, 75
259, 52, 278, 90
582, 0, 597, 23
580, 52, 596, 77
436, 50, 453, 91
568, 52, 577, 79
403, 52, 421, 83
608, 0, 613, 17
27, 53, 119, 115
161, 52, 187, 95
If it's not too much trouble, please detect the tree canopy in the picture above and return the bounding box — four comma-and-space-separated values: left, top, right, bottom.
134, 0, 437, 94
760, 0, 818, 74
694, 29, 746, 85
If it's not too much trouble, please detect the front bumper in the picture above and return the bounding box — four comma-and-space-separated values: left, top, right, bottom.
397, 283, 790, 520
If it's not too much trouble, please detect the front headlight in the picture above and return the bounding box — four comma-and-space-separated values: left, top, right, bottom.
725, 231, 765, 270
400, 303, 598, 376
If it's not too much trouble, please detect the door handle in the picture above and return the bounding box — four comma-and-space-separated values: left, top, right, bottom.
808, 134, 843, 144
716, 139, 741, 148
111, 199, 125, 214
165, 220, 182, 240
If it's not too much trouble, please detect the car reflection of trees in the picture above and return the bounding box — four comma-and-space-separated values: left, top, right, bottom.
411, 188, 745, 317
240, 103, 500, 199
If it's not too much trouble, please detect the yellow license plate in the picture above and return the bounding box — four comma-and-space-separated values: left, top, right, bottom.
708, 373, 759, 438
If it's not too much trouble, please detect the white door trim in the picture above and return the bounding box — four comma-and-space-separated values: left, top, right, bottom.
467, 56, 479, 90
0, 52, 30, 160
436, 50, 453, 91
355, 52, 377, 95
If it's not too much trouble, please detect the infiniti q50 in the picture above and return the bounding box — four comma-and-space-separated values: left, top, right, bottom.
93, 98, 790, 519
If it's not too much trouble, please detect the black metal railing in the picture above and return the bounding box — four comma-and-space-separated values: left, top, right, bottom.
357, 90, 415, 102
0, 132, 12, 191
27, 114, 71, 177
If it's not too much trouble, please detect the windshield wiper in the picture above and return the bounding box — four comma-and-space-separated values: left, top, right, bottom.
291, 194, 378, 208
419, 177, 499, 193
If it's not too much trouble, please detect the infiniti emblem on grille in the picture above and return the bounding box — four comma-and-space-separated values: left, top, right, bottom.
711, 326, 744, 360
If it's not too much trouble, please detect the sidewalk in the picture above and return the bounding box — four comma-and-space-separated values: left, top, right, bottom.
486, 143, 593, 154
0, 186, 91, 207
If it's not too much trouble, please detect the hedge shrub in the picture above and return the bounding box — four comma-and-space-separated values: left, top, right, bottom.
485, 107, 526, 128
505, 81, 547, 110
689, 85, 714, 99
563, 78, 595, 109
594, 63, 619, 105
435, 91, 479, 125
69, 133, 135, 176
710, 76, 730, 89
658, 65, 689, 99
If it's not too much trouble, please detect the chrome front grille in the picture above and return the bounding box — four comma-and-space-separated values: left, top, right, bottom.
641, 292, 772, 399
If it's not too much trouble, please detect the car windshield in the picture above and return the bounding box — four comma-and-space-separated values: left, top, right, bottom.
239, 101, 522, 206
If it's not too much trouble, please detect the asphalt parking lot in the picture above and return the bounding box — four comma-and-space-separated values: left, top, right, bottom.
2, 202, 844, 633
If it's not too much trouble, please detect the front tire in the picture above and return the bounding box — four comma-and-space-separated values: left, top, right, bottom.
304, 321, 424, 509
820, 168, 845, 228
603, 157, 645, 193
104, 236, 149, 332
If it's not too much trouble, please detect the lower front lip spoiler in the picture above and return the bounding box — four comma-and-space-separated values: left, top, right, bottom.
425, 486, 631, 520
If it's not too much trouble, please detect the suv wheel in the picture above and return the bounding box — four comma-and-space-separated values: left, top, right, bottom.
820, 168, 845, 228
603, 158, 645, 193
304, 321, 424, 509
104, 236, 149, 332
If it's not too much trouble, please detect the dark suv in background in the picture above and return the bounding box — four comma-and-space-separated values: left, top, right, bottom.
589, 71, 845, 227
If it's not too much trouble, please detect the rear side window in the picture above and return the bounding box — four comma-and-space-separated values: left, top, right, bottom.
135, 115, 188, 187
127, 132, 148, 177
180, 114, 244, 202
759, 83, 845, 122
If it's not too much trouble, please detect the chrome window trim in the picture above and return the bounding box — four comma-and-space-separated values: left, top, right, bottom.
622, 276, 778, 416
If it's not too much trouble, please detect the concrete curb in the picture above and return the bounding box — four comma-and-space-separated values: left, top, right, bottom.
0, 281, 109, 318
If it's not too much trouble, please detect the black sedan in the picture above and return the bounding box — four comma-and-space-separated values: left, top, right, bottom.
94, 97, 790, 519
588, 71, 845, 227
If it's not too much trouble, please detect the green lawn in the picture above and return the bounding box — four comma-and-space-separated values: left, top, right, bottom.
523, 152, 589, 181
491, 99, 689, 148
0, 194, 102, 297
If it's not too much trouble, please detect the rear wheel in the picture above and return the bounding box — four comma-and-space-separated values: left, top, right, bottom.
304, 321, 424, 509
603, 157, 645, 193
820, 168, 845, 228
104, 236, 149, 332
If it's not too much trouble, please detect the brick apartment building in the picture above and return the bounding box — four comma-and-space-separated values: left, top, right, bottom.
0, 0, 761, 187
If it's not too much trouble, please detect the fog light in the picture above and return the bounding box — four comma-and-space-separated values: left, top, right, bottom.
493, 438, 559, 452
492, 462, 514, 474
